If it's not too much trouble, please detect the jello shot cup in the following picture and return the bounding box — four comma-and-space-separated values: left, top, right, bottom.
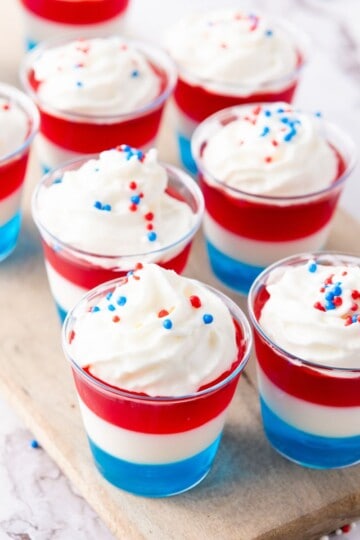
21, 36, 176, 172
248, 252, 360, 469
62, 264, 252, 496
32, 147, 204, 321
0, 83, 39, 261
19, 0, 131, 50
166, 10, 309, 172
192, 103, 356, 294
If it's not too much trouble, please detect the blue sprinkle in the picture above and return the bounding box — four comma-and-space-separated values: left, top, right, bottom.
283, 129, 297, 142
203, 314, 214, 324
315, 111, 322, 117
131, 69, 140, 78
127, 270, 134, 276
264, 110, 272, 117
260, 126, 270, 137
30, 439, 40, 449
53, 177, 62, 184
325, 291, 335, 301
92, 306, 100, 312
130, 195, 141, 205
352, 314, 359, 323
102, 204, 112, 211
325, 302, 335, 311
94, 168, 99, 172
147, 231, 157, 242
117, 296, 127, 306
265, 29, 273, 37
281, 117, 290, 124
108, 304, 116, 311
308, 262, 317, 273
123, 145, 131, 151
332, 285, 342, 296
137, 150, 144, 160
106, 292, 113, 300
76, 81, 83, 88
163, 319, 173, 330
94, 201, 102, 210
277, 108, 285, 113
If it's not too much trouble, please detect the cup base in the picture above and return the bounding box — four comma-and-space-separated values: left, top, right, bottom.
88, 434, 222, 497
260, 397, 360, 469
0, 213, 21, 262
206, 239, 264, 295
176, 132, 197, 175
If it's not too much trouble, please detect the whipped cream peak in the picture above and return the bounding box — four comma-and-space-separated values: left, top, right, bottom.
68, 264, 239, 396
166, 9, 299, 91
199, 102, 339, 197
259, 260, 360, 367
32, 37, 162, 115
35, 147, 198, 261
0, 97, 30, 157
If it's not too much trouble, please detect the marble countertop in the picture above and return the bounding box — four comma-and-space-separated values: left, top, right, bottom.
0, 0, 359, 539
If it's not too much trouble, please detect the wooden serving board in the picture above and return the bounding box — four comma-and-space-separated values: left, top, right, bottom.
1, 114, 360, 540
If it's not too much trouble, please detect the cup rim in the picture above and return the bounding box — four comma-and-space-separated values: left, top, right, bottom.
0, 82, 39, 165
62, 275, 252, 402
31, 152, 204, 260
191, 103, 357, 203
248, 250, 360, 374
168, 14, 310, 95
20, 35, 177, 123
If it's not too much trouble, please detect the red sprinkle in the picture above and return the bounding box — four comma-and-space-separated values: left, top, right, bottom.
112, 315, 120, 323
320, 287, 325, 293
264, 156, 272, 163
158, 309, 169, 318
129, 203, 137, 212
314, 302, 325, 312
133, 275, 140, 280
351, 303, 358, 311
145, 212, 154, 221
146, 223, 153, 230
351, 289, 360, 300
252, 105, 261, 115
189, 295, 202, 308
68, 330, 76, 344
129, 181, 137, 190
272, 140, 279, 147
2, 103, 10, 110
333, 296, 343, 307
135, 262, 143, 270
325, 274, 334, 285
345, 316, 353, 326
139, 192, 144, 198
342, 271, 348, 276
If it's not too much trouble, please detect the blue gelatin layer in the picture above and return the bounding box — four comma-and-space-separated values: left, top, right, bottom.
260, 397, 360, 469
55, 302, 68, 323
0, 213, 21, 262
206, 239, 264, 295
88, 435, 221, 497
176, 132, 198, 175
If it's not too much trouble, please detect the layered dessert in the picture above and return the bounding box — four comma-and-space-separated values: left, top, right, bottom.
248, 253, 360, 469
0, 83, 39, 260
165, 9, 307, 172
62, 263, 251, 495
32, 146, 203, 320
20, 0, 131, 50
192, 102, 356, 294
21, 36, 176, 171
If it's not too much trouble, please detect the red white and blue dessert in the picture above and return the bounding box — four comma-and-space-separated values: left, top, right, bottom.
192, 103, 356, 294
62, 263, 251, 496
249, 253, 360, 469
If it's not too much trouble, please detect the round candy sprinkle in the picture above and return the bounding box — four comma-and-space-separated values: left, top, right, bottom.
158, 309, 169, 318
108, 304, 115, 311
112, 315, 120, 323
30, 439, 40, 449
117, 296, 127, 306
129, 203, 137, 212
147, 231, 157, 242
92, 306, 100, 312
131, 69, 140, 78
130, 195, 141, 205
203, 314, 214, 325
145, 212, 154, 221
129, 181, 137, 190
163, 319, 173, 330
76, 81, 83, 88
135, 262, 143, 270
265, 29, 273, 37
94, 201, 102, 210
190, 295, 202, 308
102, 204, 111, 212
308, 261, 317, 273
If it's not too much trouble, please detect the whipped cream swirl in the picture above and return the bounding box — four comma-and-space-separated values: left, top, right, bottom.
259, 260, 360, 368
36, 147, 198, 260
201, 103, 339, 197
69, 264, 238, 396
0, 98, 29, 156
32, 37, 162, 115
166, 10, 298, 92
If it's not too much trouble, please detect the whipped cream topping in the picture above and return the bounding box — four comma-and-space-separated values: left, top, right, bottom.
32, 37, 162, 115
69, 264, 238, 396
0, 98, 29, 157
166, 10, 298, 92
200, 103, 339, 197
36, 147, 197, 260
259, 260, 360, 368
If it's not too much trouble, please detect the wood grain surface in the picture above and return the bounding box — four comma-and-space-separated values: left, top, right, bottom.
0, 108, 360, 540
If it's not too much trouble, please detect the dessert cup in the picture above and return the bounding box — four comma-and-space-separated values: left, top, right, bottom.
192, 105, 356, 294
62, 269, 252, 496
248, 252, 360, 469
32, 153, 204, 321
0, 83, 39, 261
21, 36, 176, 172
20, 0, 131, 50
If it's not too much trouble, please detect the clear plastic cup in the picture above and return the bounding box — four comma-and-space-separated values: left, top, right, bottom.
192, 105, 357, 295
0, 83, 39, 261
248, 252, 360, 469
62, 276, 252, 496
21, 36, 177, 172
32, 156, 204, 321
